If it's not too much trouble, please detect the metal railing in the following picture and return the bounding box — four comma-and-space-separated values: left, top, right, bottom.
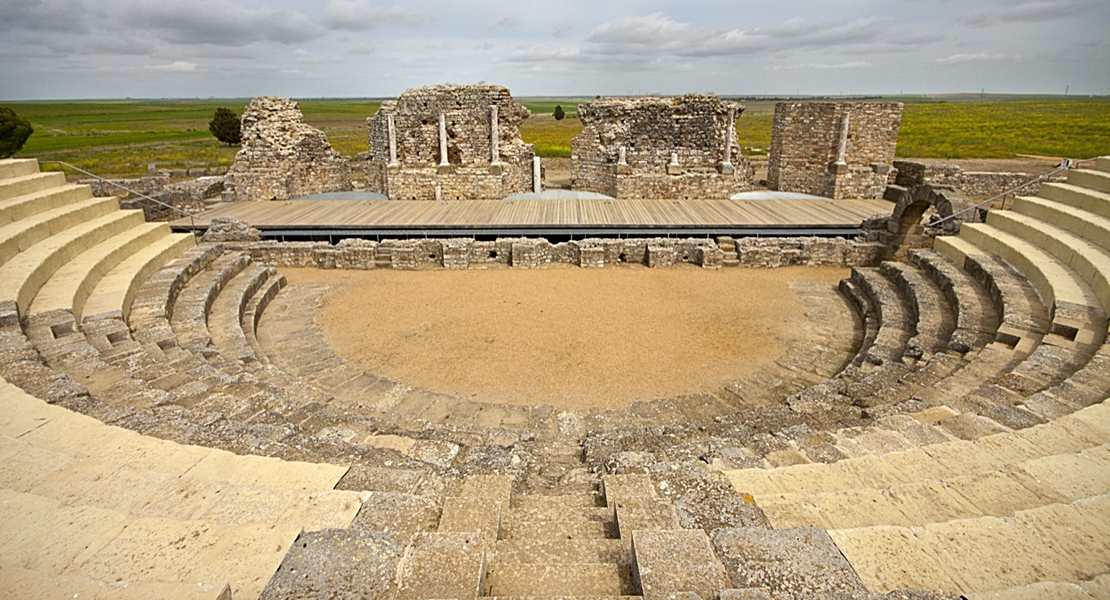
41, 161, 199, 235
931, 157, 1099, 228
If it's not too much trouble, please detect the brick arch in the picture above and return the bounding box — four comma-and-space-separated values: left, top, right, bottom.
887, 185, 972, 259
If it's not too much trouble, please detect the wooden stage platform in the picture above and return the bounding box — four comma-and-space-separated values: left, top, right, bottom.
173, 197, 894, 238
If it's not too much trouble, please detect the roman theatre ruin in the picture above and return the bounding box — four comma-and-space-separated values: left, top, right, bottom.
1, 84, 1109, 600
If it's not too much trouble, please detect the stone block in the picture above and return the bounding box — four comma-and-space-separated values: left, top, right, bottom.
259, 529, 402, 600
394, 532, 484, 600
632, 529, 732, 600
647, 245, 677, 268
711, 526, 869, 600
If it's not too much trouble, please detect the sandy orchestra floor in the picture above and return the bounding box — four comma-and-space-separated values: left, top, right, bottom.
284, 266, 850, 410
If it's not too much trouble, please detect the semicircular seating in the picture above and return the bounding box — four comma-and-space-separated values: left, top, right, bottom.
2, 156, 1110, 599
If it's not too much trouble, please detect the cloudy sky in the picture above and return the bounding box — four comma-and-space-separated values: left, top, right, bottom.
1, 0, 1107, 100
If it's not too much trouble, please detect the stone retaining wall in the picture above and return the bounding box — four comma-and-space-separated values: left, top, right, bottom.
893, 160, 1062, 200
768, 101, 902, 199
224, 236, 884, 271
571, 95, 754, 199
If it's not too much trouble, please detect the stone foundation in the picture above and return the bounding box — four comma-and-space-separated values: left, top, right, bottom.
768, 101, 902, 199
225, 97, 352, 201
366, 85, 534, 200
571, 95, 755, 199
224, 236, 883, 271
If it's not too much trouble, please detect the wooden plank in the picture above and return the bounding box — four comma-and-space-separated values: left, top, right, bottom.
176, 198, 893, 231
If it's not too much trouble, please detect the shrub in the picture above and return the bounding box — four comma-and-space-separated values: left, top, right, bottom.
0, 106, 34, 159
208, 107, 242, 146
553, 105, 565, 121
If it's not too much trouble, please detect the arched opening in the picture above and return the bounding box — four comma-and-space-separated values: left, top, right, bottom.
886, 185, 972, 260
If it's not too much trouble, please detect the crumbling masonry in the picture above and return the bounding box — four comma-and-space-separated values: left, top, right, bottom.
767, 101, 902, 200
571, 95, 755, 199
224, 97, 352, 201
366, 85, 535, 201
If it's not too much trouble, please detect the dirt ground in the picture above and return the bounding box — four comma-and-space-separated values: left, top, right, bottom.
284, 266, 849, 410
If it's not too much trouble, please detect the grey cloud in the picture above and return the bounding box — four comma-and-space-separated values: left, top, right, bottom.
959, 0, 1094, 27
323, 0, 434, 31
125, 1, 323, 45
0, 0, 93, 34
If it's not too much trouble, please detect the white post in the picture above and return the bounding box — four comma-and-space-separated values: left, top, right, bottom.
438, 113, 449, 167
533, 156, 542, 193
387, 114, 398, 167
836, 110, 850, 165
618, 145, 628, 165
670, 152, 679, 167
490, 105, 500, 165
435, 185, 442, 201
721, 105, 735, 168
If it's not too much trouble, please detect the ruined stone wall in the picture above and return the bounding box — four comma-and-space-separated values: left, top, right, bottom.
366, 85, 534, 200
767, 102, 902, 199
570, 95, 755, 199
225, 97, 352, 201
892, 160, 1060, 200
226, 235, 883, 271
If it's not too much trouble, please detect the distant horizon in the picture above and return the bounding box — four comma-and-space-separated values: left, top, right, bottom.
5, 92, 1110, 103
2, 1, 1106, 101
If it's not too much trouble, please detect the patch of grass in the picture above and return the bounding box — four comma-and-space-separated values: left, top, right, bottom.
9, 97, 1109, 177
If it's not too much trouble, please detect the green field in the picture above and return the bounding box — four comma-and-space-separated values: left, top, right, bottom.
5, 96, 1109, 178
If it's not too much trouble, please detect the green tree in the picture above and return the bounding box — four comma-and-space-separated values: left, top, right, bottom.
553, 105, 565, 121
0, 106, 34, 159
208, 107, 242, 146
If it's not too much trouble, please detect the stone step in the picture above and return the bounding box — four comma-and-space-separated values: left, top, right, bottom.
0, 183, 93, 226
512, 492, 604, 509
988, 209, 1110, 314
0, 158, 41, 180
0, 171, 66, 201
0, 433, 361, 530
0, 209, 145, 320
82, 231, 195, 322
1096, 156, 1110, 173
241, 270, 286, 363
964, 574, 1110, 599
0, 195, 119, 267
394, 532, 484, 600
725, 400, 1110, 497
505, 505, 614, 524
1013, 195, 1110, 255
500, 518, 615, 541
0, 566, 231, 600
208, 262, 274, 364
1038, 182, 1110, 221
28, 222, 170, 319
952, 223, 1101, 323
482, 563, 635, 597
849, 267, 914, 366
170, 251, 252, 353
492, 538, 628, 565
0, 486, 301, 600
909, 248, 1001, 352
1068, 167, 1110, 195
880, 260, 956, 359
751, 442, 1110, 530
631, 529, 732, 600
828, 493, 1110, 595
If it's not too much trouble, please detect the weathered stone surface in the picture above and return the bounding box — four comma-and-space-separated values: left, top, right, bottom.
572, 95, 755, 199
226, 97, 352, 201
893, 159, 1064, 201
367, 84, 534, 200
201, 217, 262, 243
711, 526, 869, 600
632, 529, 732, 600
259, 528, 402, 600
348, 492, 441, 540
768, 101, 902, 199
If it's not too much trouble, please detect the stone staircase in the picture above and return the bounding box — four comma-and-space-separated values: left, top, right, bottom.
3, 153, 1110, 598
725, 156, 1110, 597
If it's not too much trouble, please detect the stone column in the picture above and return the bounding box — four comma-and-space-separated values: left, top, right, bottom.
836, 110, 851, 165
490, 105, 500, 165
719, 106, 735, 174
438, 113, 449, 167
618, 146, 628, 165
533, 156, 542, 193
387, 114, 398, 167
